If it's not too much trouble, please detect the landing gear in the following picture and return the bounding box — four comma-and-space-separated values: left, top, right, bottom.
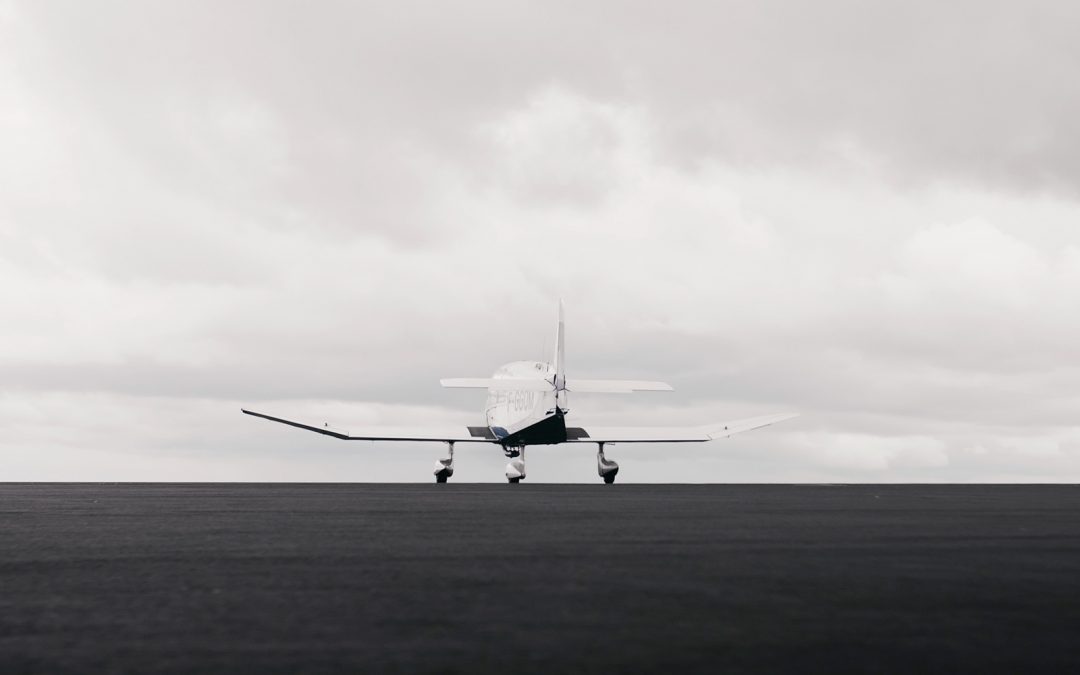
597, 442, 618, 484
434, 442, 454, 483
505, 446, 526, 483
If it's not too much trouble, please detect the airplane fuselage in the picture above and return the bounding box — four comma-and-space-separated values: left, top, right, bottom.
484, 361, 565, 446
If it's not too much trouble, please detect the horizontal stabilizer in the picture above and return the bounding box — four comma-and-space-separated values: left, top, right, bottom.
440, 378, 553, 391
565, 379, 673, 393
241, 408, 497, 443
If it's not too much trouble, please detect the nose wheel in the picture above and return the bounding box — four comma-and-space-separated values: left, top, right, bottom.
505, 447, 526, 483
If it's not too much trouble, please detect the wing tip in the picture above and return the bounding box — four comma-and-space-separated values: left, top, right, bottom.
703, 411, 800, 440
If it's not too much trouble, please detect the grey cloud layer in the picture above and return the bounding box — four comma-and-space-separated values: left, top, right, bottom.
15, 1, 1080, 214
2, 1, 1079, 481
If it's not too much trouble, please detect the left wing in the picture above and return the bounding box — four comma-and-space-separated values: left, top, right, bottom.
241, 408, 497, 443
565, 412, 798, 443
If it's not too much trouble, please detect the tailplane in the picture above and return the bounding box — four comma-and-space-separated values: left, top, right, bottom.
565, 379, 672, 393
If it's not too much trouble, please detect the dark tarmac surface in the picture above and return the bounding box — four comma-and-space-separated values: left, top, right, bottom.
2, 484, 1080, 673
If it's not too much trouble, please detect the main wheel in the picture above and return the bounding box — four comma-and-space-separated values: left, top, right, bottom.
508, 477, 522, 484
603, 474, 616, 484
436, 474, 448, 483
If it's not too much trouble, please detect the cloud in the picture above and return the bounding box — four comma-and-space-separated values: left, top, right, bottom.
786, 432, 950, 472
3, 1, 1080, 481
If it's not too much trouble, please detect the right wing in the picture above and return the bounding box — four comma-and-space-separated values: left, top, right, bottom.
241, 408, 497, 443
566, 412, 799, 443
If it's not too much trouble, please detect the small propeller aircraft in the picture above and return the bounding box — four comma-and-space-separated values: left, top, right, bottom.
242, 303, 797, 483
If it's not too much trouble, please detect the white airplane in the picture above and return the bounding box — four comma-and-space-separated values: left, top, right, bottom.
242, 304, 797, 483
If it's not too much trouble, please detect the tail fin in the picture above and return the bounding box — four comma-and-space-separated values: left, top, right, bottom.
553, 300, 566, 412
553, 300, 565, 390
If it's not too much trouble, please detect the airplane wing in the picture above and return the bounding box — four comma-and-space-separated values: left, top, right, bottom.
565, 412, 798, 443
241, 408, 497, 443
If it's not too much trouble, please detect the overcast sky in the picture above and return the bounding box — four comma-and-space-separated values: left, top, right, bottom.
3, 1, 1080, 482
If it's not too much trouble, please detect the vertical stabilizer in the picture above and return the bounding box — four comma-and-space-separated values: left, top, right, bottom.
553, 301, 566, 411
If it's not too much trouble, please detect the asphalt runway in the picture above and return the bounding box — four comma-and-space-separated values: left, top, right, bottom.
2, 484, 1079, 673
